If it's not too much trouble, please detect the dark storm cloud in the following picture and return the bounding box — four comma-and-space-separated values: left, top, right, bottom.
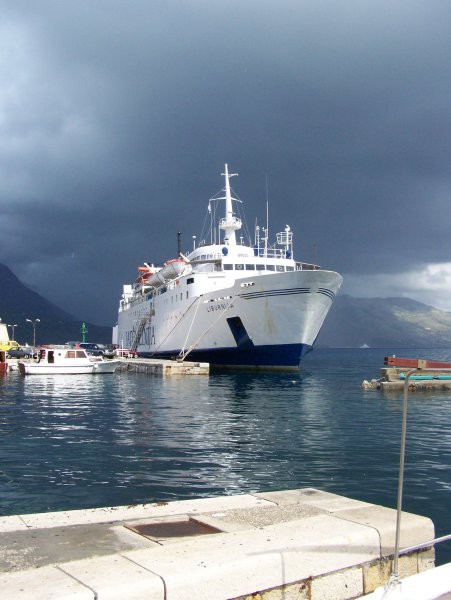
1, 1, 450, 323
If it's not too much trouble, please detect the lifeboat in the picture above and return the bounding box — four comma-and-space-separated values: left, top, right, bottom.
146, 258, 188, 288
135, 265, 155, 285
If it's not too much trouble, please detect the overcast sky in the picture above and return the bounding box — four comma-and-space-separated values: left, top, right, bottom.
1, 1, 450, 325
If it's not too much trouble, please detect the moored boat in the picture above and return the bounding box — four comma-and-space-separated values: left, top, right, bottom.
18, 347, 121, 375
114, 165, 343, 370
91, 357, 122, 373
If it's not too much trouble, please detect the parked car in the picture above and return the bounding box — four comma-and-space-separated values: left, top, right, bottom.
78, 343, 104, 356
97, 344, 117, 359
7, 346, 36, 359
0, 340, 20, 352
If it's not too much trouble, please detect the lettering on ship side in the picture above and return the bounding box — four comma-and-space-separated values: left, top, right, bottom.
206, 303, 229, 313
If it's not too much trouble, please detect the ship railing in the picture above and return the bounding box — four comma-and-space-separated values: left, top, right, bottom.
254, 248, 288, 259
388, 366, 451, 588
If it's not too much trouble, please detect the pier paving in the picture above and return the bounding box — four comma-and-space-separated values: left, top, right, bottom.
117, 357, 209, 376
0, 488, 435, 599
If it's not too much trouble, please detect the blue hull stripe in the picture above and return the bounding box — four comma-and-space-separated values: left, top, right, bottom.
317, 288, 335, 300
140, 343, 313, 368
240, 287, 311, 299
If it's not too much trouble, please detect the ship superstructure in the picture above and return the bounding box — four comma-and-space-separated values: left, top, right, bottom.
114, 165, 342, 370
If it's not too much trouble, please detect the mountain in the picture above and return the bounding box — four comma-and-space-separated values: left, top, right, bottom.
318, 294, 451, 348
0, 263, 111, 345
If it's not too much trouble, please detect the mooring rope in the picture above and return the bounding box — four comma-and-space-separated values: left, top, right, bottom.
178, 298, 235, 361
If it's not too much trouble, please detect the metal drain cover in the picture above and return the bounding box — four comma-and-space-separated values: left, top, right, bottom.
125, 518, 222, 541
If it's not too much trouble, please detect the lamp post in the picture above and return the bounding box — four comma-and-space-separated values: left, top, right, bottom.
7, 324, 18, 340
26, 318, 40, 347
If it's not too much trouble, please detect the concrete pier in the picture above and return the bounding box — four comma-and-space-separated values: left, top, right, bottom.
0, 488, 435, 599
363, 367, 451, 391
363, 357, 451, 392
117, 357, 209, 376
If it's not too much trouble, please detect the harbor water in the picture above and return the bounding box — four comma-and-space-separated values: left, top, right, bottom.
1, 348, 450, 565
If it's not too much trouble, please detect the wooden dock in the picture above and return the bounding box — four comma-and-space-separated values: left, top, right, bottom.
117, 357, 209, 376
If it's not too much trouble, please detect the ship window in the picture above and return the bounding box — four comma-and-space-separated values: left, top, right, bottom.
245, 264, 255, 270
186, 291, 188, 298
276, 265, 285, 272
76, 351, 85, 358
267, 264, 276, 271
235, 264, 244, 270
256, 264, 265, 271
66, 350, 75, 358
180, 293, 183, 300
187, 277, 194, 284
286, 266, 294, 271
223, 264, 233, 270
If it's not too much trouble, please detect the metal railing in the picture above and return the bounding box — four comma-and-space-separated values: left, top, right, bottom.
388, 367, 451, 589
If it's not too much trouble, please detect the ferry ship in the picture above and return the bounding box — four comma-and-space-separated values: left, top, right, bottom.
113, 165, 342, 370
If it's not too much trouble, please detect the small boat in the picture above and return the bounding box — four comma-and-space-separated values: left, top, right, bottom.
90, 357, 122, 373
18, 347, 121, 375
0, 350, 7, 373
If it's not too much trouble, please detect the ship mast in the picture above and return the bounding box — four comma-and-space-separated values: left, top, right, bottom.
219, 164, 241, 245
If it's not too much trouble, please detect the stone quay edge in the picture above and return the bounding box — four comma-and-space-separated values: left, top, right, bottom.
0, 488, 435, 599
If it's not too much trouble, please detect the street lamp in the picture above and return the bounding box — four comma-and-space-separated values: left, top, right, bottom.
26, 318, 40, 347
7, 324, 18, 340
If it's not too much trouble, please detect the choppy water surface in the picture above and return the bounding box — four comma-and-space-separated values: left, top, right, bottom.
1, 348, 450, 564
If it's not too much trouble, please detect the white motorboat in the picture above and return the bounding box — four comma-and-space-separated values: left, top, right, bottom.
113, 165, 343, 370
18, 347, 121, 375
90, 356, 122, 373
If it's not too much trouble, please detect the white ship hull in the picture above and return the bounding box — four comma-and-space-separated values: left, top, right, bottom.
116, 269, 342, 370
114, 164, 343, 370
